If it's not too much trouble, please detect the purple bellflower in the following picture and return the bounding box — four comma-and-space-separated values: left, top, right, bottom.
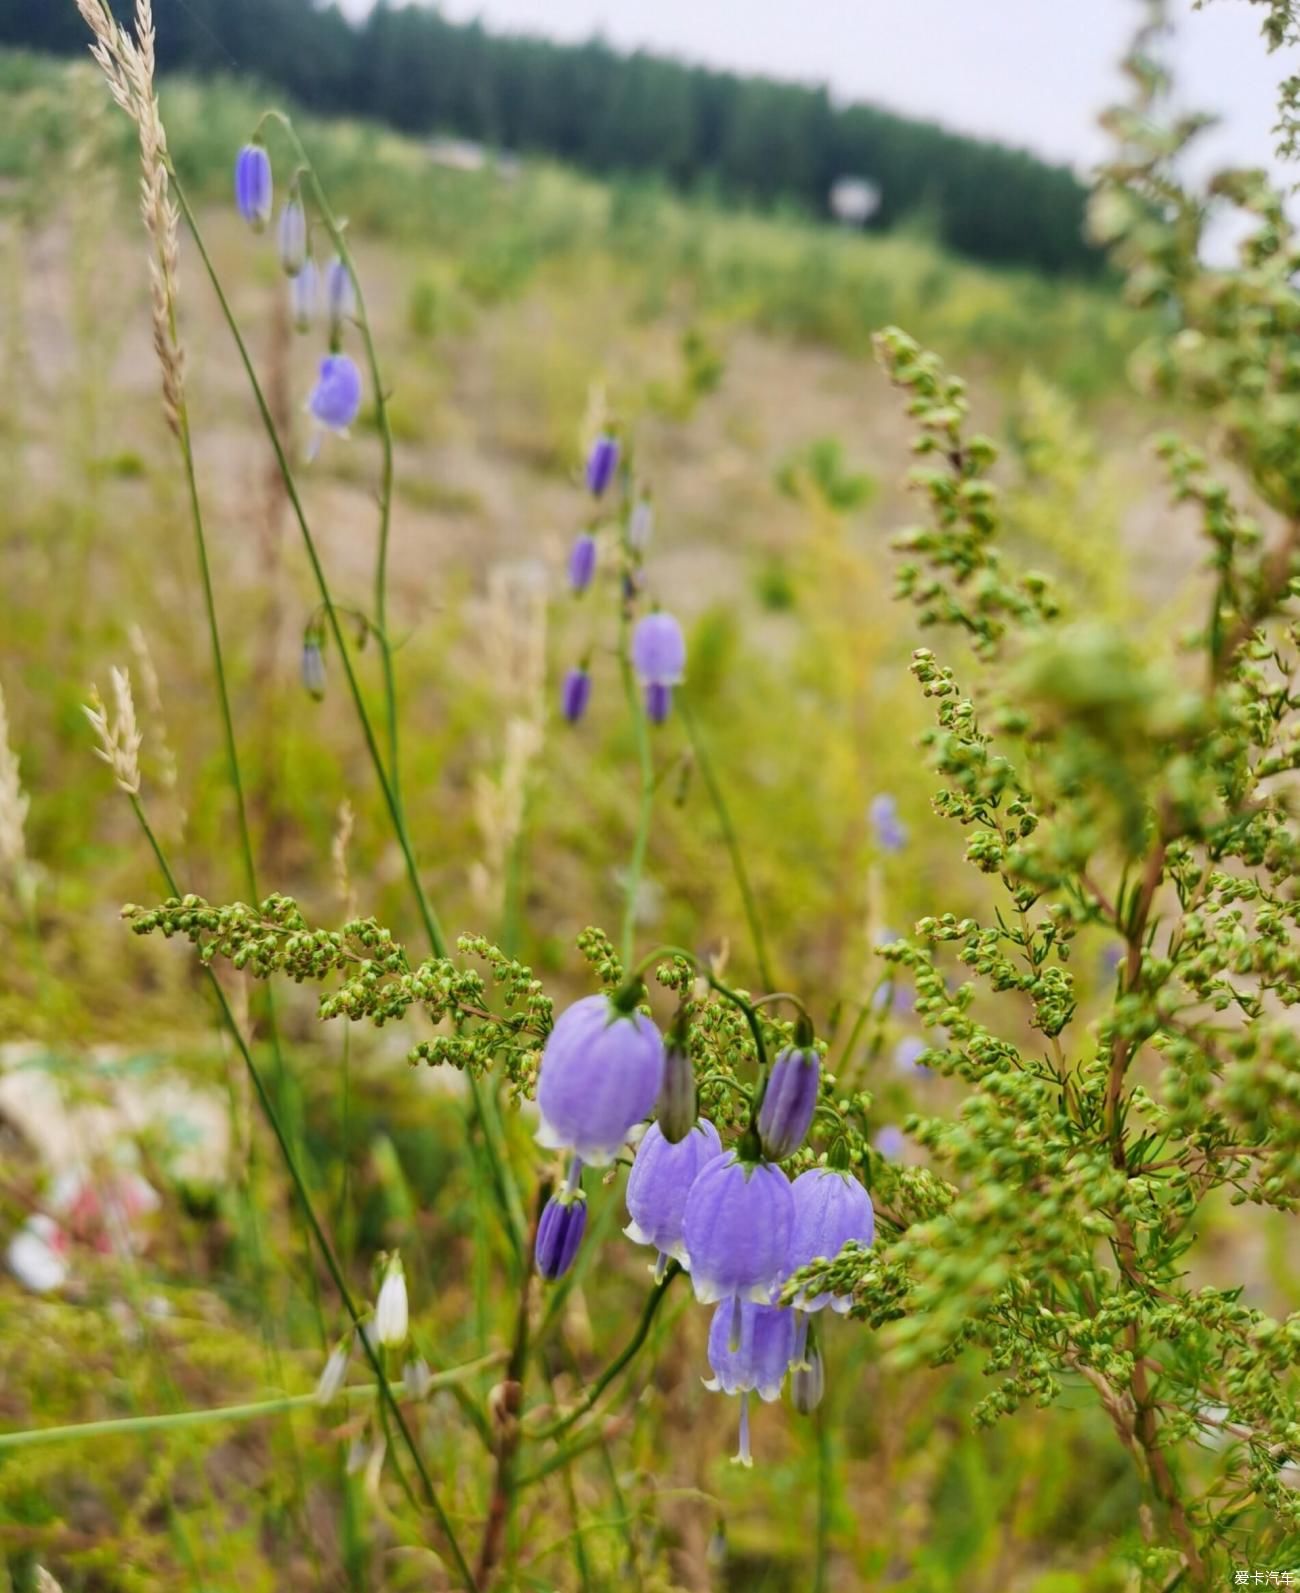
326, 257, 356, 341
786, 1167, 875, 1315
535, 993, 665, 1166
561, 666, 592, 724
307, 354, 363, 452
632, 611, 686, 725
234, 144, 272, 230
681, 1152, 794, 1306
893, 1035, 929, 1076
535, 1191, 588, 1281
874, 1124, 906, 1162
869, 792, 908, 854
756, 1047, 820, 1161
278, 197, 307, 276
568, 532, 597, 593
624, 1118, 722, 1273
704, 1299, 796, 1467
629, 495, 654, 552
585, 433, 620, 497
301, 638, 326, 701
290, 259, 319, 332
655, 1040, 697, 1143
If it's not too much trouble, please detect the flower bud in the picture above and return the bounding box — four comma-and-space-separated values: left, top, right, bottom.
756, 1047, 820, 1161
568, 532, 597, 593
290, 259, 319, 333
315, 1336, 351, 1405
791, 1341, 824, 1414
278, 197, 308, 276
629, 494, 654, 552
234, 144, 272, 230
326, 256, 356, 341
585, 433, 620, 497
375, 1253, 408, 1347
655, 1041, 697, 1144
535, 1191, 587, 1281
301, 637, 326, 700
561, 666, 592, 724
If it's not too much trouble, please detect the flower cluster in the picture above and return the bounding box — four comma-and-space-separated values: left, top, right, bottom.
557, 429, 686, 728
234, 139, 362, 451
531, 978, 875, 1465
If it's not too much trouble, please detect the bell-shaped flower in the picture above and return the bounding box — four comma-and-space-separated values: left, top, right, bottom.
632, 611, 686, 725
301, 637, 326, 700
756, 1046, 820, 1161
704, 1299, 796, 1468
560, 665, 591, 724
535, 993, 665, 1166
791, 1339, 825, 1414
375, 1253, 409, 1347
308, 353, 363, 446
654, 1040, 697, 1144
869, 792, 907, 853
326, 256, 356, 341
290, 259, 319, 333
628, 495, 654, 552
786, 1167, 874, 1314
234, 144, 272, 229
535, 1190, 587, 1281
681, 1152, 793, 1305
624, 1118, 722, 1269
278, 197, 308, 276
568, 532, 597, 593
585, 433, 620, 497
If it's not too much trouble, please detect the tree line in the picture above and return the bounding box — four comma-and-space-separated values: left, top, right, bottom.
3, 0, 1100, 276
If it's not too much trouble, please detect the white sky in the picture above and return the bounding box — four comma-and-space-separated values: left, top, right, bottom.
336, 0, 1293, 178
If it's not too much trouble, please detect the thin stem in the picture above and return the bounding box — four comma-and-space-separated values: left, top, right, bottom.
618, 613, 656, 970
527, 1263, 681, 1443
127, 797, 478, 1591
0, 1357, 504, 1454
679, 693, 774, 990
170, 172, 445, 961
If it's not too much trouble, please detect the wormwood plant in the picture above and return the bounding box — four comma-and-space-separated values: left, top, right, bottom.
31, 0, 1300, 1588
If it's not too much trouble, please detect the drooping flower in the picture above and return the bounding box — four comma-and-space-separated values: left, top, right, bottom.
535, 1190, 588, 1280
893, 1036, 929, 1076
624, 1118, 722, 1269
301, 638, 326, 700
704, 1299, 796, 1467
308, 353, 363, 437
654, 1040, 697, 1144
868, 792, 907, 853
290, 259, 319, 333
705, 1300, 796, 1400
568, 532, 597, 593
873, 1124, 906, 1162
561, 666, 592, 724
535, 992, 665, 1165
278, 196, 308, 276
585, 433, 620, 497
632, 611, 686, 725
326, 256, 356, 339
316, 1335, 352, 1405
375, 1253, 408, 1347
681, 1152, 794, 1305
628, 495, 654, 552
756, 1046, 820, 1161
786, 1167, 875, 1314
234, 144, 272, 230
791, 1338, 825, 1414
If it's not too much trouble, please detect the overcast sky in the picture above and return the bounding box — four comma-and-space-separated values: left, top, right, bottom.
336, 0, 1293, 178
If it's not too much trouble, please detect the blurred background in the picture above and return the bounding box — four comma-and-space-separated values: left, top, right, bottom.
0, 2, 1295, 1588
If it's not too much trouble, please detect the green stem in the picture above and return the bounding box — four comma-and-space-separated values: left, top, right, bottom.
679, 693, 774, 990
270, 115, 403, 821
618, 615, 656, 970
127, 798, 478, 1592
0, 1357, 502, 1454
172, 174, 529, 1260
527, 1263, 681, 1444
814, 1398, 831, 1593
170, 172, 444, 961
